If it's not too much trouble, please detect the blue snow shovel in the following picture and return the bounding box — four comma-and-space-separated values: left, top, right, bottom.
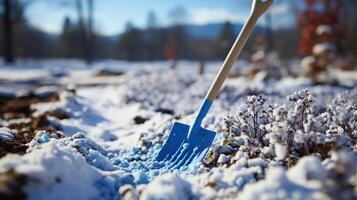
156, 0, 273, 169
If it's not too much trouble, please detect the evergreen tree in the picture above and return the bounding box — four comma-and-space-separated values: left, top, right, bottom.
2, 0, 14, 63
146, 11, 163, 60
58, 16, 84, 58
1, 0, 26, 63
116, 22, 145, 60
217, 21, 235, 58
147, 11, 158, 29
58, 17, 72, 57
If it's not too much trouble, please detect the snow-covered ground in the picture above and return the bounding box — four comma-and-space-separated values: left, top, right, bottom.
0, 60, 356, 200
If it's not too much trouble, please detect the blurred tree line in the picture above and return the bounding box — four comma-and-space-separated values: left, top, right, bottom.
0, 0, 239, 63
0, 0, 356, 64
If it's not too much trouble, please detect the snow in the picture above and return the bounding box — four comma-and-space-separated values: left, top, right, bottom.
287, 156, 326, 188
141, 174, 192, 200
313, 42, 336, 55
300, 56, 316, 70
240, 166, 328, 200
240, 157, 331, 200
0, 141, 103, 200
316, 25, 333, 35
0, 85, 28, 97
0, 118, 31, 127
251, 50, 265, 62
0, 127, 14, 142
33, 86, 59, 97
0, 59, 356, 199
217, 154, 230, 164
0, 68, 50, 82
274, 143, 287, 160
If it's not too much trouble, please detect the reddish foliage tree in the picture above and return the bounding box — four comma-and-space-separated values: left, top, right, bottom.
297, 0, 344, 56
165, 36, 177, 60
164, 36, 177, 68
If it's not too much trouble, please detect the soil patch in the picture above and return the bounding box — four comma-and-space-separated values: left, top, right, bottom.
95, 70, 125, 77
0, 92, 65, 158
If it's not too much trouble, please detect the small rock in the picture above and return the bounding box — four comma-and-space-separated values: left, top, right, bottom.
203, 150, 220, 167
155, 108, 174, 115
73, 133, 86, 139
217, 154, 230, 164
133, 116, 148, 124
119, 184, 139, 200
218, 145, 234, 154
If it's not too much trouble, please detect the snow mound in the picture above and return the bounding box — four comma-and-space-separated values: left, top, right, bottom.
316, 25, 333, 35
313, 43, 335, 55
0, 141, 102, 200
141, 174, 192, 200
240, 157, 328, 200
287, 156, 327, 188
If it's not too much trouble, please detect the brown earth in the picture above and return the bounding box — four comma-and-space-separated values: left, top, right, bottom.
95, 69, 125, 77
0, 91, 65, 158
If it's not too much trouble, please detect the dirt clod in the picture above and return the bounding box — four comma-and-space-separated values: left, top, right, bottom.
133, 116, 149, 124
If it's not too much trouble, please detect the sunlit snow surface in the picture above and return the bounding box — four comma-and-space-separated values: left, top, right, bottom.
0, 60, 356, 200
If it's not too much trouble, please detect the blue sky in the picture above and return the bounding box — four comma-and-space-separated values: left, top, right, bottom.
26, 0, 293, 36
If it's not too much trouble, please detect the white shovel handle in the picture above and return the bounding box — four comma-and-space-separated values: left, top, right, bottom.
205, 0, 273, 101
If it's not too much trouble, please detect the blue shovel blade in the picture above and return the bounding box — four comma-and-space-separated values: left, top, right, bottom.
156, 122, 216, 169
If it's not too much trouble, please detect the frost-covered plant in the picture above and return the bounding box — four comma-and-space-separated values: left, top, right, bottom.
286, 89, 314, 131
326, 94, 357, 138
266, 90, 315, 158
224, 95, 269, 146
222, 89, 356, 164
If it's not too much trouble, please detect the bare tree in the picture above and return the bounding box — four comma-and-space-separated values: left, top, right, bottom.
86, 0, 94, 64
76, 0, 95, 64
48, 0, 95, 63
265, 10, 273, 51
75, 0, 89, 63
1, 0, 29, 63
2, 0, 14, 63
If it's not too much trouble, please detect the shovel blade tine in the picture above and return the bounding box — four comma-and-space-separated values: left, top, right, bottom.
185, 128, 216, 167
156, 121, 216, 169
169, 127, 216, 170
156, 122, 189, 162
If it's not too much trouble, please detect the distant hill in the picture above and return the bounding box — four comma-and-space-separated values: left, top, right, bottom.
111, 22, 265, 41
183, 22, 264, 39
